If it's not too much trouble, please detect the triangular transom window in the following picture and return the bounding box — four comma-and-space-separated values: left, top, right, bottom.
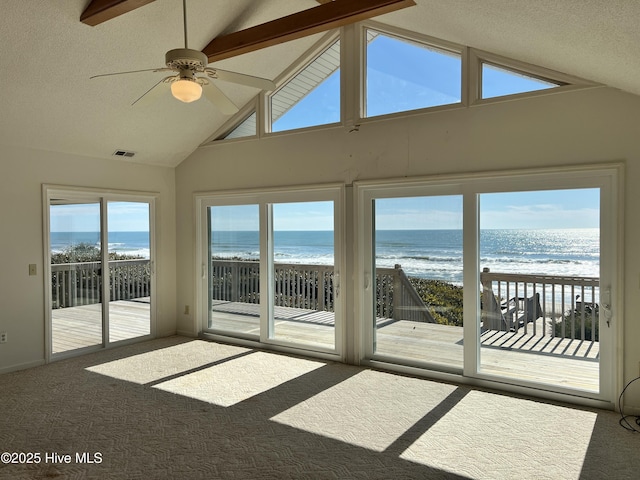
220, 112, 257, 140
270, 39, 341, 133
481, 63, 566, 99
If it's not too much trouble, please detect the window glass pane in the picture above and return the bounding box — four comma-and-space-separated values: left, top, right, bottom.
366, 31, 461, 118
373, 195, 463, 369
50, 202, 103, 354
208, 205, 260, 336
222, 112, 256, 140
479, 188, 600, 392
482, 63, 562, 99
107, 202, 151, 343
271, 40, 340, 132
271, 201, 335, 350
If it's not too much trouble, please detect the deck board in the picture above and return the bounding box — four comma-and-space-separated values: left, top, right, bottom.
52, 299, 151, 354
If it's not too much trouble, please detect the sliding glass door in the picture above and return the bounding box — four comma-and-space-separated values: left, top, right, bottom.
357, 165, 619, 401
199, 187, 343, 355
47, 190, 155, 358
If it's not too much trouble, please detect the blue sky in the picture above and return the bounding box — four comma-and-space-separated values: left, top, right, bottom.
50, 202, 149, 232
52, 190, 599, 232
203, 188, 599, 231
375, 189, 599, 230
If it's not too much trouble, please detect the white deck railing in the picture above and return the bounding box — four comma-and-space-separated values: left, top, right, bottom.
480, 267, 599, 341
210, 260, 433, 322
210, 260, 334, 311
51, 259, 151, 309
51, 259, 599, 342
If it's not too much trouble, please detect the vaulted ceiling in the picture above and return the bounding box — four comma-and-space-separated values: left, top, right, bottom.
2, 0, 640, 167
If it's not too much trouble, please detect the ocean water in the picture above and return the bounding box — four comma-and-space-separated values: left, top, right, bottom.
377, 229, 599, 282
51, 229, 598, 283
210, 228, 599, 284
50, 231, 150, 259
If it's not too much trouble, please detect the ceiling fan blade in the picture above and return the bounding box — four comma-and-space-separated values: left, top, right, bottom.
202, 82, 239, 115
90, 67, 172, 80
210, 69, 276, 91
131, 78, 170, 106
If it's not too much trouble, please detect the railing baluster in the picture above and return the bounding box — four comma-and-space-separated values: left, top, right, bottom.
580, 284, 586, 341
551, 283, 556, 338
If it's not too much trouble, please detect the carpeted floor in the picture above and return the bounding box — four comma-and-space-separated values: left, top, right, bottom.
1, 336, 639, 479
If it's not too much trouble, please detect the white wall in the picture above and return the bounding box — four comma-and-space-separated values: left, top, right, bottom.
0, 146, 176, 373
175, 86, 640, 408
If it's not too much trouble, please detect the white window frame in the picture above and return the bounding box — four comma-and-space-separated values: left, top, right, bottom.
354, 163, 622, 408
195, 183, 346, 361
469, 49, 599, 105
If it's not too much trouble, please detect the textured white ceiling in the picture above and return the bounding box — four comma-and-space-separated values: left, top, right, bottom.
1, 0, 639, 167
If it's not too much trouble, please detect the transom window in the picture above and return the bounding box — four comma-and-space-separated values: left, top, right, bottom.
270, 39, 341, 133
213, 24, 587, 142
221, 112, 257, 140
481, 62, 565, 99
364, 29, 462, 118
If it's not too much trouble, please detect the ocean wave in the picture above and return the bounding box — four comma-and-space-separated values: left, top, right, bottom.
481, 257, 589, 265
376, 254, 461, 263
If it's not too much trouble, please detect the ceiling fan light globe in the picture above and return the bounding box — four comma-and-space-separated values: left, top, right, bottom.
171, 79, 202, 103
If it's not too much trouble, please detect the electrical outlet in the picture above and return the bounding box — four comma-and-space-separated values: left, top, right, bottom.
0, 332, 7, 343
184, 305, 190, 315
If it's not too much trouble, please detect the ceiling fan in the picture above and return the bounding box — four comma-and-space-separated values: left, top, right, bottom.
90, 0, 276, 114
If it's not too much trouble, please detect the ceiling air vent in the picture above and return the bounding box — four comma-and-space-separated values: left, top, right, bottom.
113, 149, 136, 158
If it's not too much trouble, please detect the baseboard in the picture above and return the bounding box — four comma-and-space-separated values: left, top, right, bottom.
621, 404, 640, 416
156, 329, 178, 338
0, 359, 45, 375
176, 329, 197, 338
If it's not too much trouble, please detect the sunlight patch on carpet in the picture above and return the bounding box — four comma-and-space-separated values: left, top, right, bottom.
85, 340, 250, 384
271, 369, 458, 452
400, 390, 597, 480
152, 351, 325, 407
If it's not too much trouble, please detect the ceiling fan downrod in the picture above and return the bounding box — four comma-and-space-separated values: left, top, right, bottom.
182, 0, 189, 49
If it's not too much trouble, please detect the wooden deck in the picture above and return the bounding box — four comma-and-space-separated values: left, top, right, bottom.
53, 299, 599, 392
52, 299, 151, 354
375, 318, 598, 392
210, 301, 599, 392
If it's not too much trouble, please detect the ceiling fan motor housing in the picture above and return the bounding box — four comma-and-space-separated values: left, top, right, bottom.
165, 48, 208, 71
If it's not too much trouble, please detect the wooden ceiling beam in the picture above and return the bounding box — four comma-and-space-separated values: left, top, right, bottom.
80, 0, 156, 26
202, 0, 416, 63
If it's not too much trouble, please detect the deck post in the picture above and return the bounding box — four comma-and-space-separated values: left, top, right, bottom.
393, 264, 402, 320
